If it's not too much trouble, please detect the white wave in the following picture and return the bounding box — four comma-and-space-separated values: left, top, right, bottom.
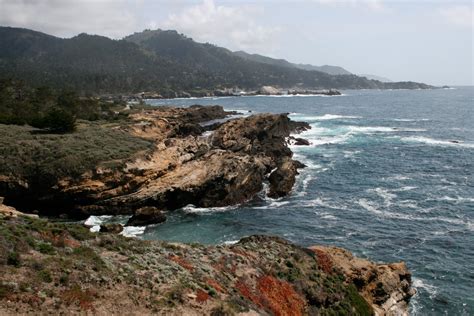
347, 126, 426, 133
398, 200, 419, 209
253, 94, 345, 98
294, 173, 314, 197
253, 200, 291, 210
310, 135, 351, 146
84, 215, 113, 232
84, 215, 112, 226
358, 198, 474, 230
437, 196, 474, 203
222, 240, 239, 245
369, 188, 397, 206
358, 199, 385, 216
301, 174, 313, 193
412, 278, 438, 298
290, 114, 361, 121
291, 122, 425, 149
401, 136, 474, 148
393, 118, 430, 122
386, 175, 411, 181
343, 150, 361, 158
181, 204, 239, 214
320, 212, 337, 220
299, 198, 347, 210
395, 186, 418, 191
120, 226, 146, 238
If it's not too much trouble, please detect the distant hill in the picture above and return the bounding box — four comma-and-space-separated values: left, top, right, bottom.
233, 51, 352, 75
0, 27, 433, 94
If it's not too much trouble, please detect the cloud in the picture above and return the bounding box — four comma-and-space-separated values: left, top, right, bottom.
0, 0, 138, 38
160, 0, 281, 54
313, 0, 384, 11
439, 5, 473, 28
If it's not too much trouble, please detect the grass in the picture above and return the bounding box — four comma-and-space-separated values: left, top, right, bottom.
0, 120, 152, 186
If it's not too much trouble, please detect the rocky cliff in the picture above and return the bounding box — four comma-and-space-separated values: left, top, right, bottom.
0, 209, 414, 315
0, 105, 309, 221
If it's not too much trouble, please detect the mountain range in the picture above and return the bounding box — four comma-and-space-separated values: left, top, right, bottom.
0, 26, 432, 95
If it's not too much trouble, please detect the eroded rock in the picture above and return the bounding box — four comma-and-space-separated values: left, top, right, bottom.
309, 245, 415, 316
99, 223, 123, 234
126, 207, 166, 226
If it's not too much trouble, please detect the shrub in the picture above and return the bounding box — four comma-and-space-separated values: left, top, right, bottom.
38, 270, 52, 283
37, 242, 55, 255
7, 251, 20, 267
30, 108, 76, 134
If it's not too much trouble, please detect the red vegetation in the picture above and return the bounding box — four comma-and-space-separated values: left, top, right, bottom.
40, 231, 80, 248
235, 279, 263, 308
313, 249, 333, 274
61, 285, 96, 310
236, 276, 305, 316
206, 278, 226, 293
257, 275, 305, 316
196, 289, 210, 303
168, 255, 194, 271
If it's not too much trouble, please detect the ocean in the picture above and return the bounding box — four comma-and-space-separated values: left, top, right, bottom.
98, 87, 474, 315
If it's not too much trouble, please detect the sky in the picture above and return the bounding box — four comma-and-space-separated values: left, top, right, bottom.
0, 0, 472, 86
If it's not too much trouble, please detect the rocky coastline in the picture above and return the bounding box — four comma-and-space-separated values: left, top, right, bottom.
0, 105, 309, 221
0, 105, 415, 315
119, 86, 342, 102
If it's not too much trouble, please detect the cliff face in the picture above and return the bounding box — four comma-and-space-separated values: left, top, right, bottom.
0, 106, 308, 220
0, 212, 414, 315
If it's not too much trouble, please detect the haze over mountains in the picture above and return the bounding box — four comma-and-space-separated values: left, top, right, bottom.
0, 26, 431, 95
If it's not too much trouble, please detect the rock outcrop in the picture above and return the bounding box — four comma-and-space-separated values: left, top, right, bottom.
126, 207, 166, 226
0, 214, 415, 315
309, 246, 415, 316
99, 223, 123, 234
257, 85, 281, 95
0, 106, 310, 222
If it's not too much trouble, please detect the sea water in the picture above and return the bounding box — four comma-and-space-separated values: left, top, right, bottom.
112, 88, 473, 314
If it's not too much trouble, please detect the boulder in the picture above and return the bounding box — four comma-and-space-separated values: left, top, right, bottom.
293, 138, 310, 146
126, 207, 166, 226
257, 86, 281, 95
268, 158, 299, 198
99, 223, 123, 234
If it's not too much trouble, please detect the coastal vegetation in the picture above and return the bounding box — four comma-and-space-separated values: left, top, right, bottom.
0, 210, 411, 315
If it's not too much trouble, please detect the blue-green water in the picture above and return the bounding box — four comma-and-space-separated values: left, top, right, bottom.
143, 88, 474, 314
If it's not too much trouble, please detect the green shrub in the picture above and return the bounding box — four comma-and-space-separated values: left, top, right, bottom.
7, 251, 20, 267
37, 242, 55, 255
38, 270, 52, 283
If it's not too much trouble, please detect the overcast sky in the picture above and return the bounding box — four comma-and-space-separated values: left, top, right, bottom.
0, 0, 472, 85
